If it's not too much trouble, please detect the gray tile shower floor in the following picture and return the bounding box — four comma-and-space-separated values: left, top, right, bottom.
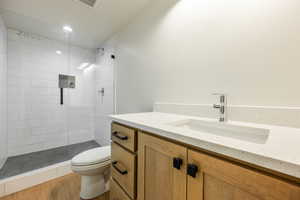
0, 140, 100, 180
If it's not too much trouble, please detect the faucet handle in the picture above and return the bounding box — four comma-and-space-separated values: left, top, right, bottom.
212, 93, 226, 103
212, 93, 225, 96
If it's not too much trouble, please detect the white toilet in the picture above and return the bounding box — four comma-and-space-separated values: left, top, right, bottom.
71, 146, 111, 200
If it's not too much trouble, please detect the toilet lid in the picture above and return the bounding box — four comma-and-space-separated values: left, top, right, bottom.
71, 146, 111, 166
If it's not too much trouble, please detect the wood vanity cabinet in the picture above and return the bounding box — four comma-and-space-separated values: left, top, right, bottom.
137, 131, 300, 200
111, 122, 300, 200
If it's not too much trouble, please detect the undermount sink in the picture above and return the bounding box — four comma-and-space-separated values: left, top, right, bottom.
167, 119, 270, 144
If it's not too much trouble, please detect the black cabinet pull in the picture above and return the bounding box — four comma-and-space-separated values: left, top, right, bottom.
112, 131, 128, 140
187, 164, 198, 178
112, 161, 128, 175
173, 157, 183, 170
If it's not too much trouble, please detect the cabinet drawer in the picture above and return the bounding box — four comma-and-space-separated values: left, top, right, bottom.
111, 142, 136, 199
112, 123, 136, 152
110, 178, 132, 200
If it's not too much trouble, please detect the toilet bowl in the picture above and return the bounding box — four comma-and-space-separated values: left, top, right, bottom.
71, 146, 111, 200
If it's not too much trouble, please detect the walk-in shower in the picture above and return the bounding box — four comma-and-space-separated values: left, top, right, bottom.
0, 27, 101, 180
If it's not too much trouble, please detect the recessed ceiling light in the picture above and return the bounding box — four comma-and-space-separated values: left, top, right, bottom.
56, 50, 62, 55
63, 25, 73, 33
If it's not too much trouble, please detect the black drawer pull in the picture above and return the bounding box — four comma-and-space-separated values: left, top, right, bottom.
173, 157, 183, 170
112, 161, 128, 175
187, 164, 198, 178
112, 131, 128, 140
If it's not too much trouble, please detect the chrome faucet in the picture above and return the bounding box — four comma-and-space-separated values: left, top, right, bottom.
212, 93, 227, 122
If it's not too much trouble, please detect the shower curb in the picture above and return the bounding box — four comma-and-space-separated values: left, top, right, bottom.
0, 161, 72, 198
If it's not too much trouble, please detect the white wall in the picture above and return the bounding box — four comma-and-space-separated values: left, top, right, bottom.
0, 16, 7, 169
109, 0, 300, 114
94, 42, 115, 146
7, 29, 96, 156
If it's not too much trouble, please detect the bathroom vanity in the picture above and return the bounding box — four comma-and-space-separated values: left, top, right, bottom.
110, 112, 300, 200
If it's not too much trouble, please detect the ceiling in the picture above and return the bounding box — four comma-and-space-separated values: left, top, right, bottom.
0, 0, 150, 48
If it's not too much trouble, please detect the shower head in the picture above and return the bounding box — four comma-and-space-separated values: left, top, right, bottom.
97, 48, 105, 56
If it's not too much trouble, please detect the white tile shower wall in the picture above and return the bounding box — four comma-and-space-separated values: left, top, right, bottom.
94, 43, 115, 146
7, 29, 97, 156
106, 0, 300, 118
0, 16, 7, 169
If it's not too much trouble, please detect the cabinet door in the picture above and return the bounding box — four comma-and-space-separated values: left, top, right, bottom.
187, 149, 300, 200
138, 132, 187, 200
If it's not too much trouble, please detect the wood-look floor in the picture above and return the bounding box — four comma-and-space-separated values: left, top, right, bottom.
0, 173, 109, 200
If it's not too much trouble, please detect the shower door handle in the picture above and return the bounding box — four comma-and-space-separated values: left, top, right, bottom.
112, 161, 128, 175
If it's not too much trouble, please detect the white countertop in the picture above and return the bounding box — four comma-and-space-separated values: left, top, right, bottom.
110, 112, 300, 179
